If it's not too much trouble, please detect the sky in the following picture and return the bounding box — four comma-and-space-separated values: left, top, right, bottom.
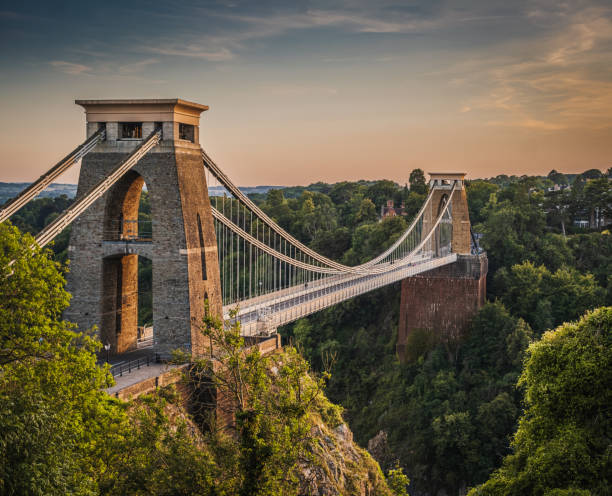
0, 0, 611, 186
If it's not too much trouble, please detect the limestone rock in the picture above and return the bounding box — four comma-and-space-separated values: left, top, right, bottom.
298, 417, 393, 496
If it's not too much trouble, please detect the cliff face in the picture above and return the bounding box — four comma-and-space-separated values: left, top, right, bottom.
299, 415, 393, 496
151, 385, 393, 496
138, 349, 396, 496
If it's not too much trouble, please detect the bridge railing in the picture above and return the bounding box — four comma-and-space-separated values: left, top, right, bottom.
103, 219, 153, 242
109, 355, 155, 377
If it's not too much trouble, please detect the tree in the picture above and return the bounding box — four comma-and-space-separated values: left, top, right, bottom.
544, 189, 571, 236
547, 169, 568, 187
409, 169, 428, 195
387, 462, 410, 496
291, 191, 337, 243
466, 181, 499, 225
355, 197, 377, 224
567, 232, 612, 292
0, 223, 115, 494
192, 308, 331, 496
580, 168, 603, 180
0, 223, 223, 495
9, 195, 74, 263
536, 233, 574, 272
344, 216, 407, 264
478, 187, 546, 277
329, 181, 361, 205
366, 180, 401, 210
263, 189, 294, 231
402, 191, 426, 220
310, 227, 352, 260
582, 177, 611, 229
492, 261, 605, 334
469, 307, 612, 495
287, 298, 532, 496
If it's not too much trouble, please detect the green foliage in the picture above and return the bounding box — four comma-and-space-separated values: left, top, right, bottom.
470, 307, 612, 496
96, 392, 223, 496
583, 177, 612, 229
344, 216, 408, 265
403, 327, 437, 363
366, 180, 401, 210
543, 189, 571, 235
409, 169, 427, 196
285, 293, 532, 495
0, 222, 112, 494
478, 184, 547, 275
547, 169, 569, 186
137, 256, 152, 326
254, 173, 427, 256
193, 309, 334, 495
466, 180, 499, 225
0, 223, 222, 495
387, 462, 410, 496
493, 261, 605, 333
271, 169, 609, 493
8, 195, 73, 263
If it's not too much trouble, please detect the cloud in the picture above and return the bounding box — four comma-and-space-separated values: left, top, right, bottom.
146, 45, 234, 61
49, 57, 165, 82
458, 5, 612, 130
486, 118, 567, 131
139, 5, 498, 62
49, 60, 92, 75
546, 14, 612, 65
118, 58, 160, 73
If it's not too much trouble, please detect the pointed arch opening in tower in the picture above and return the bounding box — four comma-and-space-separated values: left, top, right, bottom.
101, 172, 155, 354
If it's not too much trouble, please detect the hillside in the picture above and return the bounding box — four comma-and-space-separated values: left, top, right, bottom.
0, 182, 77, 204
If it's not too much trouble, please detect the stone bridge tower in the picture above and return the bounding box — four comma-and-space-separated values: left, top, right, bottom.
65, 99, 222, 359
397, 172, 487, 362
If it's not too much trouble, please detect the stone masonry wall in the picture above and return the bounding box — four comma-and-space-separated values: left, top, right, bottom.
431, 186, 472, 255
397, 253, 487, 362
65, 139, 222, 359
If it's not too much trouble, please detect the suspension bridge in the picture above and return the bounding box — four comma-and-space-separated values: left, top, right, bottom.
1, 99, 485, 367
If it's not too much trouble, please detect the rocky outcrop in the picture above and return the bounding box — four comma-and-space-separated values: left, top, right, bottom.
299, 415, 393, 496
367, 430, 393, 471
137, 350, 397, 496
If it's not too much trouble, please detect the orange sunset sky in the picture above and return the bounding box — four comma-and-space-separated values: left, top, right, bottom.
1, 1, 611, 186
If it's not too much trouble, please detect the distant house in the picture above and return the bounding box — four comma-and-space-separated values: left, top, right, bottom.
573, 219, 590, 229
381, 200, 407, 219
547, 183, 570, 192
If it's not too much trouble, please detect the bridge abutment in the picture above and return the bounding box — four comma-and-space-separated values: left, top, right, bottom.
397, 253, 487, 362
397, 173, 486, 363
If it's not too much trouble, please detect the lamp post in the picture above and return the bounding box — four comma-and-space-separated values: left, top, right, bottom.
104, 342, 111, 363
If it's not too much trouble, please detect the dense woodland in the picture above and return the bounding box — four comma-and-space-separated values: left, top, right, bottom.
1, 167, 611, 495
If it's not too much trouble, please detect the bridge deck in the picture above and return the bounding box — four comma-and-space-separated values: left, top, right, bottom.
225, 253, 457, 335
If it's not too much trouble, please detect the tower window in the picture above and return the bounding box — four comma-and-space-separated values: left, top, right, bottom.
121, 122, 142, 139
179, 123, 194, 142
